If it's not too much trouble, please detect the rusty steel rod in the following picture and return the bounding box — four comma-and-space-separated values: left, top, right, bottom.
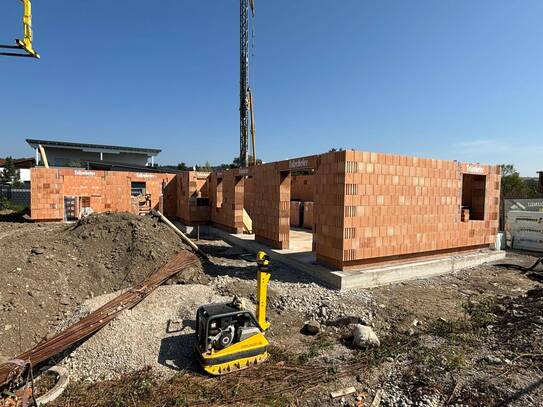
0, 250, 200, 388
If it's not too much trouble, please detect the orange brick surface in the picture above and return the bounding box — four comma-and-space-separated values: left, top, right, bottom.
30, 168, 177, 221
32, 149, 501, 270
290, 201, 301, 227
303, 201, 314, 230
291, 175, 314, 202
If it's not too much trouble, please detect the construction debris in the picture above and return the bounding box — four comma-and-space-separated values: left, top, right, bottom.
330, 386, 356, 399
34, 366, 69, 406
370, 389, 383, 407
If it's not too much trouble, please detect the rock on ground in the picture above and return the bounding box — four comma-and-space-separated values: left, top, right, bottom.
352, 324, 380, 348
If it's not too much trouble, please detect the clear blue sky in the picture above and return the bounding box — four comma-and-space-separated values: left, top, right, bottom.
1, 0, 542, 175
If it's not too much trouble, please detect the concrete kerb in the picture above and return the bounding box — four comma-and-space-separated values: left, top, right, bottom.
207, 226, 506, 290
337, 249, 507, 290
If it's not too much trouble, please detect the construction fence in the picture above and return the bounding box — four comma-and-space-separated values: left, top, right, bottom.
0, 183, 31, 207
504, 198, 543, 252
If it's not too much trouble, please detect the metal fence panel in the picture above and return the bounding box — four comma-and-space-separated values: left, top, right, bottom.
504, 199, 543, 252
0, 185, 30, 207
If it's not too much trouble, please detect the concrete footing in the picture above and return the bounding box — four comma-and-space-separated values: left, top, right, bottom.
208, 226, 506, 290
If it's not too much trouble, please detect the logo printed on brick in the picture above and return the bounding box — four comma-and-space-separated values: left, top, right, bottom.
465, 165, 485, 175
289, 158, 309, 169
74, 170, 96, 176
136, 173, 155, 178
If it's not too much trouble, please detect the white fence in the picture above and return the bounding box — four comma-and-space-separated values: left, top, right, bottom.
504, 199, 543, 252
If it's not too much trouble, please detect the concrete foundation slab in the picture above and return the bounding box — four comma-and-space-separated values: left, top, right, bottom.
208, 226, 506, 290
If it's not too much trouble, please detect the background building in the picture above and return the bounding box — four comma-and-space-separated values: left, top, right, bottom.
26, 139, 161, 168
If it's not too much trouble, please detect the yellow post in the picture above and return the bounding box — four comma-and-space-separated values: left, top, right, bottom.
256, 251, 271, 330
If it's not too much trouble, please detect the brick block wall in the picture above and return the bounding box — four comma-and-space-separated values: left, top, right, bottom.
314, 151, 346, 267
251, 163, 291, 249
209, 171, 244, 233
303, 201, 314, 230
244, 176, 255, 219
330, 150, 501, 269
291, 175, 314, 202
290, 201, 301, 227
30, 168, 177, 221
176, 171, 210, 224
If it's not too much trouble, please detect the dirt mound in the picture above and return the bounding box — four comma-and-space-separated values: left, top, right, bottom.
0, 212, 206, 358
67, 212, 206, 286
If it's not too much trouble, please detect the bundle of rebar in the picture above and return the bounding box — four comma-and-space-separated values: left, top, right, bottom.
0, 250, 200, 388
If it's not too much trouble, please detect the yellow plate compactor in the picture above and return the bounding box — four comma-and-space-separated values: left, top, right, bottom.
195, 251, 272, 375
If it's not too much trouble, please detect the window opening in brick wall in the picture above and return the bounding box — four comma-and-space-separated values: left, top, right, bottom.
461, 174, 486, 221
216, 178, 224, 208
131, 182, 146, 196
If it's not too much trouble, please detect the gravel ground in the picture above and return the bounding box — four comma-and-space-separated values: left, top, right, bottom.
57, 285, 236, 382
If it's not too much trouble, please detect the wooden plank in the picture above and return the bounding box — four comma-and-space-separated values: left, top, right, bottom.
243, 208, 253, 233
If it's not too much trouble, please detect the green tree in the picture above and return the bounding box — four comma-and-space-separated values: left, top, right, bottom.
500, 164, 541, 198
1, 157, 19, 184
231, 155, 262, 168
196, 161, 212, 172
177, 162, 188, 171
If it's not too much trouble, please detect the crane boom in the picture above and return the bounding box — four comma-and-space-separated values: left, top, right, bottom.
0, 0, 40, 58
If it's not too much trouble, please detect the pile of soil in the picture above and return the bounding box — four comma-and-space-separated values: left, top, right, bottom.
0, 212, 206, 358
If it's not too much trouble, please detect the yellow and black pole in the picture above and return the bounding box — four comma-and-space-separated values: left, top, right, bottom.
256, 251, 271, 330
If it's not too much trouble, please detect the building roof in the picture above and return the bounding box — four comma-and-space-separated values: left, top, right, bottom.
0, 157, 35, 168
26, 139, 161, 156
84, 160, 180, 174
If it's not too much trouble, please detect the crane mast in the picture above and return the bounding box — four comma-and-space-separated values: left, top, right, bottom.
239, 0, 250, 168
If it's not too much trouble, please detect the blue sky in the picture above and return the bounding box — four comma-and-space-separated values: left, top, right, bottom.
1, 0, 542, 175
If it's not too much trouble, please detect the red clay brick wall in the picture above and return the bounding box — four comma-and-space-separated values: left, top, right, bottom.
251, 163, 291, 249
290, 201, 301, 227
291, 175, 314, 202
334, 150, 501, 269
303, 201, 314, 230
31, 168, 177, 221
209, 171, 244, 233
176, 171, 211, 224
244, 176, 255, 219
313, 151, 346, 266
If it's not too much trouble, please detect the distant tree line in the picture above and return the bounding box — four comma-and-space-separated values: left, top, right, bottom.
160, 156, 263, 172
501, 164, 542, 199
